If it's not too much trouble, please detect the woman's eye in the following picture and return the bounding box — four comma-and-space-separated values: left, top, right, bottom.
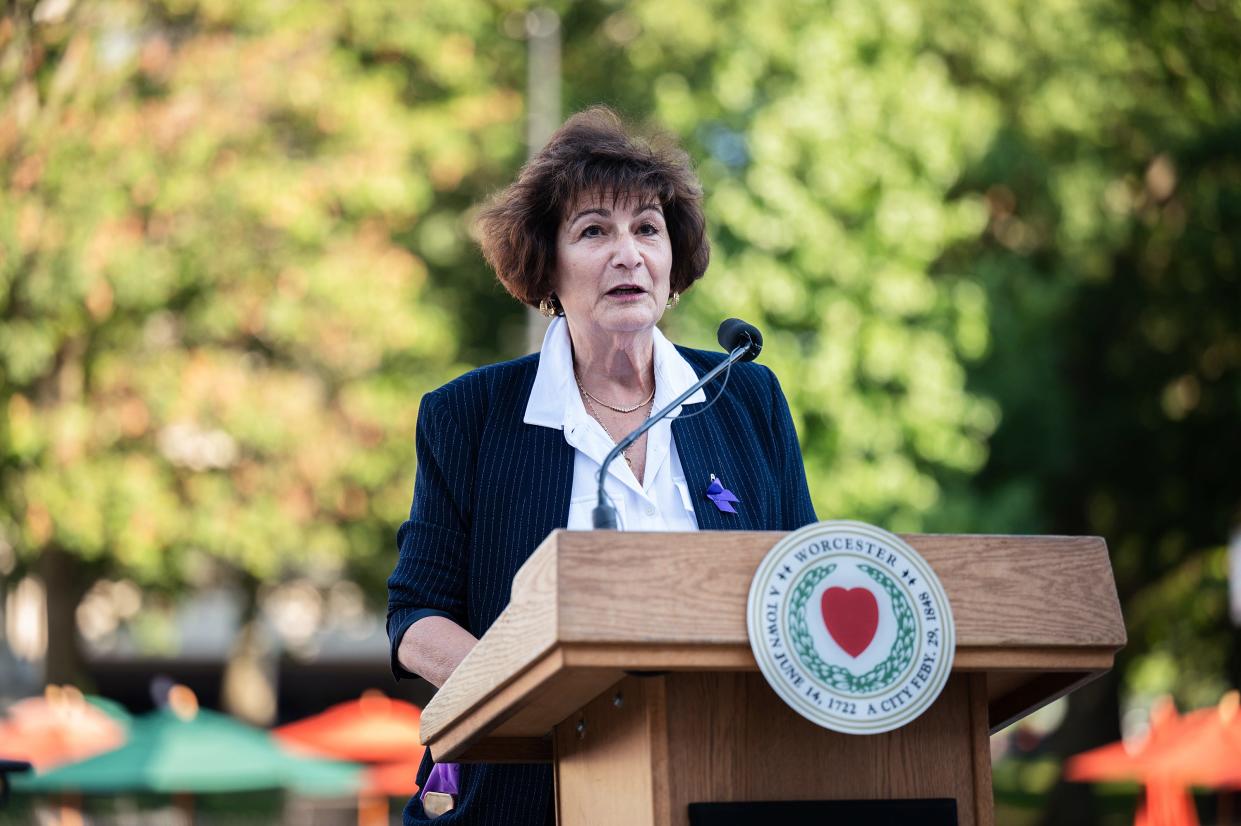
580, 225, 603, 238
638, 223, 659, 235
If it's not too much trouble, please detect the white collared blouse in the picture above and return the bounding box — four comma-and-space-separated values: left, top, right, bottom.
523, 316, 703, 531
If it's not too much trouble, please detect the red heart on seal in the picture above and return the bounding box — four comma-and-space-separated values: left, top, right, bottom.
821, 587, 879, 658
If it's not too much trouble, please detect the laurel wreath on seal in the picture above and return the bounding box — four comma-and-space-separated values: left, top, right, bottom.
788, 562, 917, 693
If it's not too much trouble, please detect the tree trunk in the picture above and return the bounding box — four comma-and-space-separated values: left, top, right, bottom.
220, 576, 278, 726
39, 546, 93, 689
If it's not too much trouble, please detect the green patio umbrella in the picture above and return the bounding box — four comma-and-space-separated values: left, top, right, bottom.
83, 695, 132, 727
14, 706, 360, 796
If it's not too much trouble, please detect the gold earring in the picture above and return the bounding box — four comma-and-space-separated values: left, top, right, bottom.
666, 291, 680, 309
538, 296, 558, 318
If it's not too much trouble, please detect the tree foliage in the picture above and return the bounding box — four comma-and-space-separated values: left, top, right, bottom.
552, 0, 1240, 643
3, 3, 1239, 814
0, 0, 524, 668
554, 0, 1002, 530
548, 3, 1239, 820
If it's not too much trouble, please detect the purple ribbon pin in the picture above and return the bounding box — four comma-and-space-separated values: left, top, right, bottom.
706, 474, 740, 513
420, 761, 459, 800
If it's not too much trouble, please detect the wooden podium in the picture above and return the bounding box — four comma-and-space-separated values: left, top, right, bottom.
419, 531, 1125, 825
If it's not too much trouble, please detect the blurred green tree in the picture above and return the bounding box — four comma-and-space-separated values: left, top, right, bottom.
544, 2, 1239, 822
0, 0, 524, 708
2, 5, 1236, 818
929, 1, 1241, 822
554, 0, 1002, 532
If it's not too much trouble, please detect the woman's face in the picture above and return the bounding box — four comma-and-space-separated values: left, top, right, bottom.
553, 191, 673, 338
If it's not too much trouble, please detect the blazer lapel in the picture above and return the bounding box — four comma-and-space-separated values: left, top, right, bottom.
510, 348, 758, 534
673, 408, 761, 531
673, 412, 724, 530
531, 423, 575, 533
508, 357, 575, 540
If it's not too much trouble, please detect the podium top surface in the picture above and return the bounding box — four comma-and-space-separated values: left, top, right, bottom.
420, 531, 1125, 762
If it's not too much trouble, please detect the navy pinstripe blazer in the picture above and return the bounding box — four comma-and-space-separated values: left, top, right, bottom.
387, 346, 817, 825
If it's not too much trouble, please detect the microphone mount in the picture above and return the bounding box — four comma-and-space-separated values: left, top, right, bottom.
590, 323, 760, 530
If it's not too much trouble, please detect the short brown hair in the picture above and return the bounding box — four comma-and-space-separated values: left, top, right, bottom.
475, 107, 710, 309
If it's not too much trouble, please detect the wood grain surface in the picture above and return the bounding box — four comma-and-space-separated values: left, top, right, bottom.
554, 676, 671, 826
551, 673, 994, 826
553, 531, 1124, 648
421, 531, 1125, 764
967, 674, 995, 826
663, 673, 988, 825
418, 535, 560, 747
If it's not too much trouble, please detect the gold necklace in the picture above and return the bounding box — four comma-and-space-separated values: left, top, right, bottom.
580, 391, 653, 468
574, 373, 655, 414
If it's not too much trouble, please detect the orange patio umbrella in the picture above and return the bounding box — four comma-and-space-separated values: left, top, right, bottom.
274, 690, 423, 765
1065, 696, 1200, 826
1139, 692, 1241, 789
364, 760, 423, 797
1065, 697, 1181, 783
1133, 692, 1241, 825
0, 686, 128, 771
274, 691, 425, 826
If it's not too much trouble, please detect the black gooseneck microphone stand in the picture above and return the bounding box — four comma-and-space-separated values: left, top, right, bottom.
591, 319, 762, 530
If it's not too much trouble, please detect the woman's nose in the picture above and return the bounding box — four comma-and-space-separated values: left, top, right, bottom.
611, 232, 643, 270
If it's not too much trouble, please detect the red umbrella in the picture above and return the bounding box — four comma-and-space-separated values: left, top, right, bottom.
1066, 697, 1180, 782
274, 690, 423, 764
275, 691, 425, 826
1141, 692, 1241, 789
364, 760, 422, 797
0, 686, 127, 771
1066, 696, 1200, 826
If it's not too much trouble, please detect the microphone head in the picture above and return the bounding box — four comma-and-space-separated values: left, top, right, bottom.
717, 318, 763, 362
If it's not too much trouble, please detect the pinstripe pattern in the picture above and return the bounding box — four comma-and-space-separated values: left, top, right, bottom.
387, 348, 816, 825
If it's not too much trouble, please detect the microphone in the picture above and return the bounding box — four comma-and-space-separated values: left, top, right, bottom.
716, 318, 763, 361
591, 319, 765, 530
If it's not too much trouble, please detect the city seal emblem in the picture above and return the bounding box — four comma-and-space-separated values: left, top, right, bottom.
746, 520, 956, 734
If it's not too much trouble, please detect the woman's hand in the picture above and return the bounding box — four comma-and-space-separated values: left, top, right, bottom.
398, 615, 479, 689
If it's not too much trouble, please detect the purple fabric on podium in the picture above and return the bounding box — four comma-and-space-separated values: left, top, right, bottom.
420, 762, 460, 799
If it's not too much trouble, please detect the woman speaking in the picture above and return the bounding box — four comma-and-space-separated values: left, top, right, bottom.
387, 107, 816, 824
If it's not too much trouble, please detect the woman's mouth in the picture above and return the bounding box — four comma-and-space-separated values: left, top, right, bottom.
606, 285, 646, 299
